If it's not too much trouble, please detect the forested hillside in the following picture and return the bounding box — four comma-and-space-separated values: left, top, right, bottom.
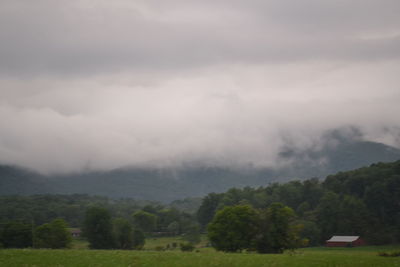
1, 136, 400, 202
1, 160, 399, 246
197, 160, 400, 245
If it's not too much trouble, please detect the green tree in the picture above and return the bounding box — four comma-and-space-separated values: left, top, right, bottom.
298, 220, 321, 246
113, 218, 133, 249
182, 223, 201, 244
34, 218, 71, 249
316, 191, 341, 241
255, 202, 298, 253
337, 195, 369, 235
1, 221, 33, 248
132, 210, 157, 233
132, 228, 145, 249
83, 207, 115, 249
196, 193, 223, 228
207, 205, 259, 252
167, 221, 179, 235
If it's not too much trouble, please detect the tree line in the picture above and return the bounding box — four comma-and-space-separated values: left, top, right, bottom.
198, 160, 400, 246
0, 195, 201, 249
1, 160, 399, 250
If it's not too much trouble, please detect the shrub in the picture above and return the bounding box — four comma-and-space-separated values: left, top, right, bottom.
378, 251, 400, 257
180, 242, 195, 252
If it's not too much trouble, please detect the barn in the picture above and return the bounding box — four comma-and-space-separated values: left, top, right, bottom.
326, 236, 365, 247
69, 228, 82, 238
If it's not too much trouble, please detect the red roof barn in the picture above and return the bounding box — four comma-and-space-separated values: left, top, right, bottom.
326, 236, 365, 247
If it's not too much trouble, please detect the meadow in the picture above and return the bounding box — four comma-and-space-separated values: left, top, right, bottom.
1, 239, 399, 267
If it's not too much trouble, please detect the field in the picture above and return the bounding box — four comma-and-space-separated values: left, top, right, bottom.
1, 245, 400, 267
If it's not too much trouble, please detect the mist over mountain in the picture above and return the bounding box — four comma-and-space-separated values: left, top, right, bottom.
1, 129, 399, 202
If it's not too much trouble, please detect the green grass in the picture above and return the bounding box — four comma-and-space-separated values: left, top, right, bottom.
1, 246, 399, 267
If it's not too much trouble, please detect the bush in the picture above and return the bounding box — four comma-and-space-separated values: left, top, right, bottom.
155, 245, 165, 251
180, 242, 195, 252
378, 251, 400, 257
34, 218, 72, 249
2, 221, 33, 248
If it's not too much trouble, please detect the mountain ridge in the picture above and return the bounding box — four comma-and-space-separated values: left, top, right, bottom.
1, 137, 400, 202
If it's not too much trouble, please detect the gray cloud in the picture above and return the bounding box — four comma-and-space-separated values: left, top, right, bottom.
1, 0, 400, 76
0, 0, 400, 173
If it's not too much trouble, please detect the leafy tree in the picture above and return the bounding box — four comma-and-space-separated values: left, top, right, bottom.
196, 193, 223, 228
132, 228, 145, 249
1, 221, 33, 248
113, 218, 133, 249
167, 221, 179, 235
34, 218, 71, 248
298, 220, 321, 246
207, 205, 259, 252
337, 195, 369, 235
182, 223, 201, 244
316, 191, 341, 240
132, 210, 157, 233
83, 207, 115, 249
255, 203, 298, 253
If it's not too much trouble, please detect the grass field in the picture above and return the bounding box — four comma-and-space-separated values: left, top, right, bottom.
1, 240, 399, 267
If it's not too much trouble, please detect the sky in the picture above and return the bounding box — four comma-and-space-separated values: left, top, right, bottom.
1, 0, 400, 174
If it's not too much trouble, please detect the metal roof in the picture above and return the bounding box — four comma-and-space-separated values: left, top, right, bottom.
326, 236, 360, 242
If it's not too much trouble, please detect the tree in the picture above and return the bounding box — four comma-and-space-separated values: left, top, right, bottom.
182, 223, 201, 244
167, 221, 179, 235
132, 228, 145, 249
197, 193, 223, 228
34, 218, 71, 249
132, 210, 157, 233
113, 218, 133, 249
1, 221, 33, 248
207, 205, 259, 252
255, 202, 298, 253
83, 207, 115, 249
316, 191, 341, 241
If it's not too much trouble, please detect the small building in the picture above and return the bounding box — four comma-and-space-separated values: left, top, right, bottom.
69, 228, 82, 238
326, 236, 365, 247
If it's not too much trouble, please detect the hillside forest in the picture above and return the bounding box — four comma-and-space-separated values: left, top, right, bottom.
0, 160, 399, 248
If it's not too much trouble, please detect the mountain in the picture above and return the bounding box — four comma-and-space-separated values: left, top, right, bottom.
1, 135, 400, 202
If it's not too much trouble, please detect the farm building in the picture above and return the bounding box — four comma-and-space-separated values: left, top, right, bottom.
69, 228, 82, 238
326, 236, 365, 247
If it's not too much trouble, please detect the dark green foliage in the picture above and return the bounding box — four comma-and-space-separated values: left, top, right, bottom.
132, 228, 145, 250
196, 193, 223, 228
208, 205, 259, 252
198, 160, 400, 246
34, 218, 71, 249
182, 224, 201, 244
255, 203, 298, 254
1, 221, 33, 248
0, 194, 199, 240
83, 207, 115, 249
113, 218, 133, 249
132, 210, 157, 233
180, 242, 195, 252
297, 220, 321, 246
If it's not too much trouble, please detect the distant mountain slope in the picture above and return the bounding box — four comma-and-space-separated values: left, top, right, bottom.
1, 137, 400, 202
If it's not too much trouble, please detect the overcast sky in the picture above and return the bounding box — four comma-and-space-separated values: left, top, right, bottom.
1, 0, 400, 173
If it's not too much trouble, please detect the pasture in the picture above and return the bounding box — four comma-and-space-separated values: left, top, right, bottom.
0, 237, 400, 267
1, 245, 400, 267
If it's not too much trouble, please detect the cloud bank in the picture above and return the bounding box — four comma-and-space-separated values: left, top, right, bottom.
1, 0, 400, 173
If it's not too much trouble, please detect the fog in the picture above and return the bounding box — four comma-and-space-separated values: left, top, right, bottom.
1, 0, 399, 173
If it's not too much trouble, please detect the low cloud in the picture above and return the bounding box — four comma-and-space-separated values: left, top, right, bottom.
0, 1, 399, 173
